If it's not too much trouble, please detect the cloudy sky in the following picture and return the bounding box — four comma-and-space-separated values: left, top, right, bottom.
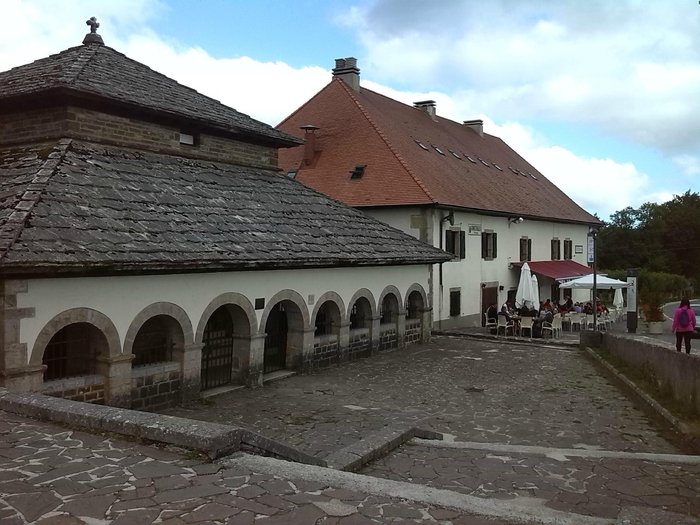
2, 0, 698, 220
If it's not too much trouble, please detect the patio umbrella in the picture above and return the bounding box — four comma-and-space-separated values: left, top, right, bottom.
614, 287, 625, 309
514, 262, 535, 308
531, 274, 540, 308
559, 274, 630, 289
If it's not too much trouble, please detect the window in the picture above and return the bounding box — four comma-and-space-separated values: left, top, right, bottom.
481, 231, 497, 260
179, 132, 198, 146
551, 239, 561, 260
563, 239, 573, 260
445, 229, 466, 259
449, 289, 461, 317
519, 237, 532, 262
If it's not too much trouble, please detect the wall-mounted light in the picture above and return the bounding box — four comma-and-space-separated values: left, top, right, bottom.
508, 216, 524, 226
441, 211, 455, 226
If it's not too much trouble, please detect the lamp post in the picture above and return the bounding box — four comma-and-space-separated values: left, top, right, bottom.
587, 227, 599, 331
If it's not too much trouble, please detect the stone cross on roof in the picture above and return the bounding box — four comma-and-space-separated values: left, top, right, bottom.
82, 16, 104, 45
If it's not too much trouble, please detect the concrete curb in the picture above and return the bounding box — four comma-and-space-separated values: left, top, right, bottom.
325, 426, 443, 472
581, 347, 693, 440
436, 330, 579, 350
0, 388, 325, 465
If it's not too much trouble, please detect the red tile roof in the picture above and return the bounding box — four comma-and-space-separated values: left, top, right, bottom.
278, 79, 599, 224
512, 260, 592, 280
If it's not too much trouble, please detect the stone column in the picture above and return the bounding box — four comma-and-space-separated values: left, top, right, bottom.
338, 321, 351, 363
369, 314, 381, 355
0, 280, 37, 392
178, 342, 203, 402
299, 327, 316, 373
420, 306, 433, 343
397, 308, 407, 349
247, 334, 266, 388
99, 353, 134, 408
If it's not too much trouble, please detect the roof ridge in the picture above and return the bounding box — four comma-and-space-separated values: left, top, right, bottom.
61, 44, 101, 86
0, 138, 72, 262
335, 79, 437, 204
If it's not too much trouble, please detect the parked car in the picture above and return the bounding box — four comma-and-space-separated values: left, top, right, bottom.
691, 302, 700, 334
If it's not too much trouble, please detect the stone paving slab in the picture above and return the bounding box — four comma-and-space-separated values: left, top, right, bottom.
164, 336, 682, 456
360, 441, 700, 522
0, 410, 531, 524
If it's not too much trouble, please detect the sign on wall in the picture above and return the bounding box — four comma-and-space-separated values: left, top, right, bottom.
468, 224, 481, 235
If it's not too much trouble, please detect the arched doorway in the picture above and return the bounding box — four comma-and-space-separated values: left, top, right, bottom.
379, 293, 399, 351
201, 306, 235, 390
405, 290, 424, 344
132, 315, 181, 367
42, 322, 107, 402
349, 296, 373, 359
264, 302, 288, 373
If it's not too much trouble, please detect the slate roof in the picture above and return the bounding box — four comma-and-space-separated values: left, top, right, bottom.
0, 43, 300, 147
277, 79, 599, 225
0, 139, 450, 276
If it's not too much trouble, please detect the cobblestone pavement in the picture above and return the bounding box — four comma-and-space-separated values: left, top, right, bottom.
165, 336, 681, 457
0, 410, 525, 524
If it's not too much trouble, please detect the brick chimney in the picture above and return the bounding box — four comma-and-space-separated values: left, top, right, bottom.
463, 119, 483, 137
413, 100, 437, 120
300, 124, 319, 166
332, 57, 360, 91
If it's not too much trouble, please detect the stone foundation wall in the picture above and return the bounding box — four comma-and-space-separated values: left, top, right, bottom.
599, 333, 700, 415
42, 374, 105, 404
378, 325, 398, 351
131, 362, 182, 412
307, 336, 341, 371
348, 329, 371, 360
404, 319, 421, 345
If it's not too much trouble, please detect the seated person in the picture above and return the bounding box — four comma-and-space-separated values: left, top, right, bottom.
486, 303, 498, 321
573, 302, 582, 313
499, 301, 513, 321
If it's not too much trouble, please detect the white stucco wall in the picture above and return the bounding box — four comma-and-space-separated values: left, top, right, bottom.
17, 264, 430, 364
365, 207, 592, 325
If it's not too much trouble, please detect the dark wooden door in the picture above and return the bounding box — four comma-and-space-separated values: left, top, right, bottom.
264, 304, 287, 373
201, 307, 234, 390
481, 286, 498, 325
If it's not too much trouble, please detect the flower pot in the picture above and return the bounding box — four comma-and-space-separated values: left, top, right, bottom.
647, 321, 664, 334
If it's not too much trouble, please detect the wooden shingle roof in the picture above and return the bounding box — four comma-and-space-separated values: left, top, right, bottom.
0, 139, 450, 276
278, 79, 599, 225
0, 43, 300, 147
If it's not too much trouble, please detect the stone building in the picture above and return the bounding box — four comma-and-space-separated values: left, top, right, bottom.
0, 28, 449, 410
277, 58, 601, 328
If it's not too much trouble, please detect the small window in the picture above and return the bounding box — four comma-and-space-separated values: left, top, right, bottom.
449, 150, 462, 159
563, 239, 573, 260
528, 171, 538, 180
445, 229, 466, 260
481, 231, 498, 260
465, 155, 477, 164
493, 164, 503, 171
509, 166, 519, 175
179, 132, 197, 146
449, 289, 461, 317
286, 170, 297, 179
414, 140, 429, 151
551, 239, 561, 260
350, 164, 366, 179
479, 158, 490, 167
519, 237, 532, 262
432, 145, 445, 155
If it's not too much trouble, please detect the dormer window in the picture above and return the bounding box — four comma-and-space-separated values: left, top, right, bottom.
179, 132, 197, 146
350, 164, 366, 179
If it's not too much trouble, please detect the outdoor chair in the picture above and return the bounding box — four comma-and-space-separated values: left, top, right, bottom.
484, 312, 497, 332
540, 319, 554, 338
496, 315, 514, 336
519, 316, 534, 337
561, 313, 572, 331
569, 312, 583, 331
552, 313, 563, 337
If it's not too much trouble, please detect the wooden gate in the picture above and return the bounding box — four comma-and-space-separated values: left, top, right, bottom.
264, 303, 287, 373
201, 307, 234, 390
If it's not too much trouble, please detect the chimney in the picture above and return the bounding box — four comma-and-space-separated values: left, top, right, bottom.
300, 124, 319, 166
413, 100, 437, 120
332, 57, 360, 91
463, 119, 483, 137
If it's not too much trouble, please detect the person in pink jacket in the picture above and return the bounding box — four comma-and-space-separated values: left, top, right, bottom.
672, 298, 697, 354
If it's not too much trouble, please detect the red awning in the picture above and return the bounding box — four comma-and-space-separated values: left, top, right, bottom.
511, 260, 592, 280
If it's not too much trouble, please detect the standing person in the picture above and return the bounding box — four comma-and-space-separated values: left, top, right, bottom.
672, 298, 697, 354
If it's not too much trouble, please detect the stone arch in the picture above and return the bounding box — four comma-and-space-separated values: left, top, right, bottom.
123, 302, 194, 356
378, 285, 403, 322
196, 293, 257, 344
346, 288, 377, 320
258, 289, 310, 334
30, 308, 121, 366
311, 291, 346, 328
405, 283, 428, 318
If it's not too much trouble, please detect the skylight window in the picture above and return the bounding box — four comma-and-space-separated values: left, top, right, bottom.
479, 158, 490, 167
286, 169, 297, 179
414, 139, 429, 151
465, 155, 477, 164
527, 171, 538, 180
432, 145, 445, 155
350, 164, 367, 179
493, 164, 503, 171
508, 166, 519, 175
449, 150, 462, 159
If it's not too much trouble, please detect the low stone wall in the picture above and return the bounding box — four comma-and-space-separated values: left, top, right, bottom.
591, 333, 700, 416
42, 374, 105, 404
348, 329, 371, 360
404, 319, 421, 345
131, 362, 182, 411
378, 324, 398, 351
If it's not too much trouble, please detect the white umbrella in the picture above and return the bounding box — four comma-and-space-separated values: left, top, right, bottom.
531, 274, 540, 308
515, 263, 535, 308
559, 274, 631, 289
613, 288, 625, 309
